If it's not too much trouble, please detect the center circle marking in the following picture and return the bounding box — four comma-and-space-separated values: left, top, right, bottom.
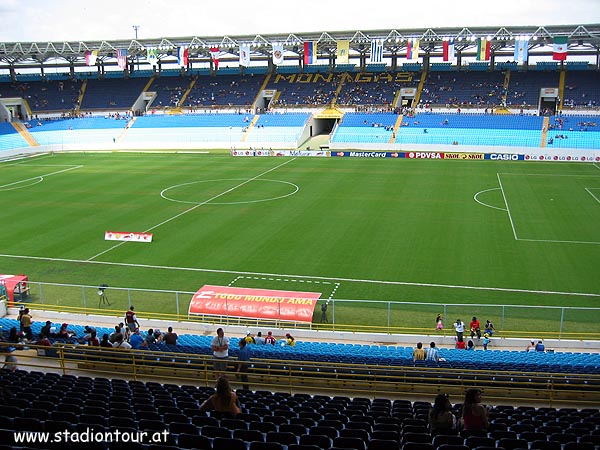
160, 178, 299, 205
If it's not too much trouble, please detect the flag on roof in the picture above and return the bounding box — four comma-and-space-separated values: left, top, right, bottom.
304, 41, 317, 65
370, 39, 383, 64
476, 38, 490, 61
116, 49, 127, 69
514, 39, 529, 63
178, 46, 189, 67
146, 47, 158, 67
239, 43, 251, 67
85, 50, 98, 66
406, 39, 419, 60
272, 43, 284, 65
553, 37, 568, 61
336, 40, 349, 64
443, 38, 455, 62
210, 46, 220, 69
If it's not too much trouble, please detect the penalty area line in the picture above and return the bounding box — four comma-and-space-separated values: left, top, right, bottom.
228, 275, 340, 300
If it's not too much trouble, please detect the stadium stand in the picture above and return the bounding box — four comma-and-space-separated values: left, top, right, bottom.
0, 368, 597, 449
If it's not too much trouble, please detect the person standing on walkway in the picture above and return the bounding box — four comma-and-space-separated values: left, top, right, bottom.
212, 327, 229, 379
236, 338, 251, 390
453, 319, 464, 341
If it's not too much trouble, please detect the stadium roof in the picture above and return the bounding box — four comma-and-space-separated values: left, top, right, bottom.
1, 24, 599, 69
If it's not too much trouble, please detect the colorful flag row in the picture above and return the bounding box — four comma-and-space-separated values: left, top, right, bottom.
97, 37, 569, 70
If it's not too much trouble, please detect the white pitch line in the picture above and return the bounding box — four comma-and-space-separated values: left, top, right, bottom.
496, 173, 519, 240
1, 252, 598, 298
517, 238, 600, 245
87, 158, 297, 261
0, 165, 83, 189
585, 188, 600, 205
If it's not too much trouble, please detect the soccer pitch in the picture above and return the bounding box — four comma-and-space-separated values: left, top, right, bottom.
0, 152, 599, 333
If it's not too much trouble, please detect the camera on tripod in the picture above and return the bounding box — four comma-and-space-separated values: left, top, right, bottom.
97, 283, 109, 306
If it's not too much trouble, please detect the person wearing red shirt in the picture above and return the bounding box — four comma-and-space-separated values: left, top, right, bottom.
455, 336, 467, 350
469, 316, 481, 340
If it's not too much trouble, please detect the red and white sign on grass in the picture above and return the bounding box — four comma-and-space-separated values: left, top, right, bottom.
189, 285, 322, 323
104, 231, 153, 242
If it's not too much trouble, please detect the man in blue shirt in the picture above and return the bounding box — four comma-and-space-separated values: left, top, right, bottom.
236, 338, 251, 390
129, 328, 145, 349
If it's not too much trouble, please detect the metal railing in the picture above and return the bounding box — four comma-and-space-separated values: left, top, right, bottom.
11, 280, 600, 340
2, 342, 598, 406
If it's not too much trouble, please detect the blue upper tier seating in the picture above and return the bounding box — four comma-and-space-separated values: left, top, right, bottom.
0, 79, 82, 112
336, 72, 419, 107
562, 71, 600, 108
148, 75, 193, 108
420, 71, 506, 107
81, 78, 149, 109
265, 72, 338, 107
183, 74, 265, 108
506, 71, 560, 108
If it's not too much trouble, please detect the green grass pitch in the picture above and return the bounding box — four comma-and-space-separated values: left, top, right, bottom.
0, 152, 598, 335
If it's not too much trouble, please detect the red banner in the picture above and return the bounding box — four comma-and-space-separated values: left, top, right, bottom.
0, 274, 29, 305
189, 285, 322, 323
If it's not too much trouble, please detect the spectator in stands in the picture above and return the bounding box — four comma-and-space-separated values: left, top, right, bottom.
426, 342, 439, 362
535, 340, 545, 352
453, 319, 464, 341
236, 338, 251, 390
39, 320, 53, 339
264, 331, 276, 345
7, 327, 20, 344
58, 323, 76, 339
112, 333, 132, 349
526, 340, 536, 352
460, 388, 489, 431
244, 332, 256, 344
82, 325, 96, 342
109, 324, 123, 344
100, 333, 113, 348
466, 340, 475, 351
19, 308, 33, 341
212, 327, 230, 378
3, 354, 17, 372
87, 330, 100, 347
145, 329, 157, 346
429, 393, 457, 435
484, 320, 495, 336
413, 342, 426, 361
129, 328, 145, 349
455, 336, 467, 350
254, 332, 265, 345
124, 305, 139, 334
469, 317, 481, 340
164, 326, 178, 345
285, 333, 296, 346
153, 329, 164, 343
199, 376, 241, 417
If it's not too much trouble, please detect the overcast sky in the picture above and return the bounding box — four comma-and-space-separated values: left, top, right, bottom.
1, 0, 599, 42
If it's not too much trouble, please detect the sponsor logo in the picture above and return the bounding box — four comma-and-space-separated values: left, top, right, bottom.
489, 153, 521, 161
349, 152, 387, 157
407, 152, 444, 159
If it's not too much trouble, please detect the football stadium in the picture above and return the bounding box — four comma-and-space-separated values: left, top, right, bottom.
0, 15, 599, 450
